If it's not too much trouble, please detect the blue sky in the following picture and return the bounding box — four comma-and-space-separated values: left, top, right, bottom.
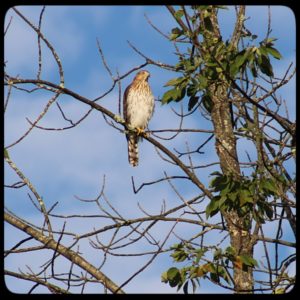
4, 5, 295, 294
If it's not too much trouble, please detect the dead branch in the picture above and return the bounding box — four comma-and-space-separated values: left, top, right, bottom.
5, 212, 125, 294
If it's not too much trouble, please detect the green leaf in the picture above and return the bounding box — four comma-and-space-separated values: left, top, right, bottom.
235, 49, 248, 65
264, 204, 274, 219
175, 61, 184, 71
277, 174, 288, 185
4, 148, 10, 159
216, 67, 223, 73
261, 178, 278, 195
227, 191, 238, 202
253, 209, 265, 224
210, 171, 222, 176
189, 266, 198, 279
194, 56, 203, 67
257, 55, 274, 77
218, 194, 228, 209
180, 267, 188, 283
191, 279, 197, 293
264, 37, 277, 47
266, 47, 282, 59
204, 17, 214, 32
201, 94, 213, 113
257, 200, 274, 219
187, 84, 197, 97
209, 174, 229, 191
210, 271, 220, 283
219, 179, 233, 196
218, 267, 231, 284
258, 46, 269, 57
170, 27, 184, 40
239, 255, 258, 268
206, 198, 220, 218
175, 86, 186, 102
188, 96, 199, 111
225, 246, 236, 256
164, 77, 185, 87
170, 243, 181, 250
167, 267, 181, 287
161, 88, 177, 104
174, 9, 184, 19
197, 74, 208, 90
205, 61, 218, 67
167, 267, 179, 280
198, 5, 210, 10
213, 248, 222, 260
275, 288, 285, 294
161, 271, 168, 283
239, 188, 253, 206
171, 250, 188, 262
194, 248, 207, 264
202, 262, 215, 273
183, 281, 189, 294
250, 62, 258, 77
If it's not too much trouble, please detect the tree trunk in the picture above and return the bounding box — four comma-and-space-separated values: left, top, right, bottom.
198, 6, 255, 293
210, 85, 254, 293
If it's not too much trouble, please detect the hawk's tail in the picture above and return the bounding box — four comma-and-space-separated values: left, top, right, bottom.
127, 134, 139, 167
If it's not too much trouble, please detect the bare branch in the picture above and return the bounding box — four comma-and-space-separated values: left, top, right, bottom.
5, 154, 53, 238
127, 40, 176, 71
5, 270, 72, 294
4, 212, 125, 294
13, 7, 65, 87
37, 6, 46, 80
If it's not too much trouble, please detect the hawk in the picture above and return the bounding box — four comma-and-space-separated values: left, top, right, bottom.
123, 70, 154, 167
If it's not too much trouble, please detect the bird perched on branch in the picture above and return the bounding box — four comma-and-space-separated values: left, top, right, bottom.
123, 70, 154, 167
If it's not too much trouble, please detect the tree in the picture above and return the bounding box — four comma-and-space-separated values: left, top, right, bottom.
4, 5, 295, 294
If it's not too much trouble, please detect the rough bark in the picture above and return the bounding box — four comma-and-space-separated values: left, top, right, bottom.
204, 6, 255, 293
210, 86, 255, 293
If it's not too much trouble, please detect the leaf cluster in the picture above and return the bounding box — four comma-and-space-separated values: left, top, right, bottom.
162, 7, 282, 110
229, 37, 282, 78
161, 242, 258, 293
206, 172, 278, 223
161, 243, 228, 293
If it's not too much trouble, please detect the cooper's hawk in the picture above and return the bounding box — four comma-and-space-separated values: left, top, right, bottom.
123, 70, 154, 167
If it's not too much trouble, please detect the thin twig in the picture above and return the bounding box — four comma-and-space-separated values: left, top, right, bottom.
13, 7, 65, 87
37, 6, 46, 80
4, 156, 53, 238
6, 92, 60, 149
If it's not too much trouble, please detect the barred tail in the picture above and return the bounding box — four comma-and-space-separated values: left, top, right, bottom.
127, 134, 139, 167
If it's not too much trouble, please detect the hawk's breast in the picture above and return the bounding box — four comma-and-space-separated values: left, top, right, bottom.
126, 85, 154, 129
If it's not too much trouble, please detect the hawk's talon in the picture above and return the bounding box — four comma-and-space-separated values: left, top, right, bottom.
135, 127, 150, 138
142, 131, 150, 138
135, 127, 144, 136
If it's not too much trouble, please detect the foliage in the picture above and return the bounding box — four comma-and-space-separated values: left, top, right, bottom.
161, 242, 258, 293
160, 5, 295, 294
162, 6, 282, 112
206, 172, 278, 224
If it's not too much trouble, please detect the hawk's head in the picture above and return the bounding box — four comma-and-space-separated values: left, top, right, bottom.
134, 70, 150, 82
